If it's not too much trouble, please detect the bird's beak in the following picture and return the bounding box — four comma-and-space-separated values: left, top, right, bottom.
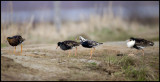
56, 46, 58, 49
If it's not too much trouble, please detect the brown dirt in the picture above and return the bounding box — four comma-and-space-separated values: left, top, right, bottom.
1, 41, 159, 81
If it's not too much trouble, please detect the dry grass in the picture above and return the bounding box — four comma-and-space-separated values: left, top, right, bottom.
1, 42, 159, 81
1, 2, 159, 81
1, 6, 159, 46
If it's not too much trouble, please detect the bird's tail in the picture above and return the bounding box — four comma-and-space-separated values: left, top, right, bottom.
23, 38, 25, 41
149, 42, 154, 46
21, 38, 25, 43
98, 43, 103, 45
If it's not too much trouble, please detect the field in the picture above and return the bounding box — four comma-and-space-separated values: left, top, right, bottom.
1, 2, 159, 81
1, 14, 159, 81
1, 41, 159, 81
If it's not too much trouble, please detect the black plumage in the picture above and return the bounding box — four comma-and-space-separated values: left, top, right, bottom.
81, 40, 103, 48
7, 35, 25, 54
56, 40, 80, 57
79, 36, 103, 59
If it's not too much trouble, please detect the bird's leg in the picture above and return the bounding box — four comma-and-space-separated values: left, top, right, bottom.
141, 49, 145, 64
136, 49, 138, 54
131, 49, 134, 54
93, 48, 95, 53
68, 50, 71, 57
141, 49, 144, 57
75, 47, 77, 56
108, 55, 110, 67
21, 44, 23, 54
14, 46, 16, 54
90, 48, 93, 59
129, 49, 132, 54
92, 48, 95, 56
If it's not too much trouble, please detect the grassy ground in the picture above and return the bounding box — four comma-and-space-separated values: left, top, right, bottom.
1, 41, 159, 81
1, 11, 159, 81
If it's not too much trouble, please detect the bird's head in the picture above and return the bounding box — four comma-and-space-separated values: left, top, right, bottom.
7, 37, 12, 42
129, 37, 135, 41
79, 36, 86, 42
126, 37, 135, 42
56, 42, 62, 49
57, 42, 62, 46
126, 37, 136, 48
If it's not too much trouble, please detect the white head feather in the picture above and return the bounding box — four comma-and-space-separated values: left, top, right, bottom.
79, 36, 87, 42
127, 40, 135, 48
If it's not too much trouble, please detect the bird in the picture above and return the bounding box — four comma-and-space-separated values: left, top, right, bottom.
7, 35, 25, 54
127, 37, 154, 56
78, 36, 103, 59
56, 40, 80, 57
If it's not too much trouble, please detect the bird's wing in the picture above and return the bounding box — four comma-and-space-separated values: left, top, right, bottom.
12, 35, 21, 42
63, 40, 79, 47
134, 38, 144, 45
87, 40, 98, 46
134, 38, 153, 47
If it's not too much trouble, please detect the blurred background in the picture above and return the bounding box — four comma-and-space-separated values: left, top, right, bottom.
1, 1, 159, 47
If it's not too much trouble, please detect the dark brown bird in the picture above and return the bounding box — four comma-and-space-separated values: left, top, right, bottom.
7, 35, 25, 54
56, 40, 80, 57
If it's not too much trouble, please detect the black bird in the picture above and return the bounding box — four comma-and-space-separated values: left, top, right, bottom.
79, 36, 103, 59
127, 37, 154, 56
7, 35, 25, 54
56, 40, 80, 57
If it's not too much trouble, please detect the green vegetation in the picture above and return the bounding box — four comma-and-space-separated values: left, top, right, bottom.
87, 62, 97, 67
102, 54, 158, 81
67, 27, 132, 42
90, 62, 97, 66
115, 56, 157, 81
90, 27, 131, 42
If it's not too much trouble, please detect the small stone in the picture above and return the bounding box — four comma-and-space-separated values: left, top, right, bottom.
117, 54, 123, 56
33, 52, 38, 55
128, 54, 135, 56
